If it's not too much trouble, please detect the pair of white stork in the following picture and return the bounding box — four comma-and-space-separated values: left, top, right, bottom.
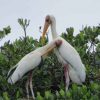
7, 15, 86, 99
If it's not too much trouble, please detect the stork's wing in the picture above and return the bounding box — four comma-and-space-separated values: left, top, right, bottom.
8, 51, 42, 84
57, 37, 86, 82
7, 64, 18, 78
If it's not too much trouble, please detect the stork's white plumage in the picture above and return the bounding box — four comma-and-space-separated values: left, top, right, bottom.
7, 39, 62, 99
8, 51, 41, 84
42, 15, 86, 90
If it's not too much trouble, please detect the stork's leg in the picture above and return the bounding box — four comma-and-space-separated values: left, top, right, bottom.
29, 71, 35, 99
64, 64, 70, 91
25, 78, 30, 100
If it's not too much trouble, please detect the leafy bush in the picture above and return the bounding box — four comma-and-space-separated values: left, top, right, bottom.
0, 22, 100, 99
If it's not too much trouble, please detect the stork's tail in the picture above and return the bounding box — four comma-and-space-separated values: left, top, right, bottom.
7, 64, 18, 79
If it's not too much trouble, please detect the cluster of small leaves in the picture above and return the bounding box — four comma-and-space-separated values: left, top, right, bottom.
0, 83, 100, 100
0, 26, 11, 40
18, 18, 30, 42
0, 23, 100, 99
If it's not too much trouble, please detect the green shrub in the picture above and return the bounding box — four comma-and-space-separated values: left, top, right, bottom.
0, 24, 100, 99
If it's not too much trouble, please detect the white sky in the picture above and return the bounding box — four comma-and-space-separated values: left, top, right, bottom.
0, 0, 100, 46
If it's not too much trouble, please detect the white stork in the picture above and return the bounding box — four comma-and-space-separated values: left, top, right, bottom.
42, 15, 86, 91
7, 39, 62, 99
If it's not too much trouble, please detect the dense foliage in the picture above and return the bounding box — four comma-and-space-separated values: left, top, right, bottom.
0, 20, 100, 100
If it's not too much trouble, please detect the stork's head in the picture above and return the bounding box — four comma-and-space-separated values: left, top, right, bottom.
42, 15, 56, 42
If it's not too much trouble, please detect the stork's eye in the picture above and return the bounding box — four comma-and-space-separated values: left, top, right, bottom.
46, 19, 49, 22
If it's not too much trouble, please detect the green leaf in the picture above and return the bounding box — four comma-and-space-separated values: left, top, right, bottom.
56, 91, 60, 98
66, 91, 71, 98
3, 92, 10, 100
45, 91, 50, 99
16, 90, 20, 99
59, 89, 65, 97
36, 92, 43, 100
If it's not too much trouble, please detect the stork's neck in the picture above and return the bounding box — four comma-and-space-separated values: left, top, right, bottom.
37, 40, 56, 56
51, 21, 58, 39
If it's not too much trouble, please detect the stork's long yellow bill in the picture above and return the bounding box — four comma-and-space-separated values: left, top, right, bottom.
42, 20, 50, 44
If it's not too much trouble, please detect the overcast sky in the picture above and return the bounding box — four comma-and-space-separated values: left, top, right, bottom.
0, 0, 100, 46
